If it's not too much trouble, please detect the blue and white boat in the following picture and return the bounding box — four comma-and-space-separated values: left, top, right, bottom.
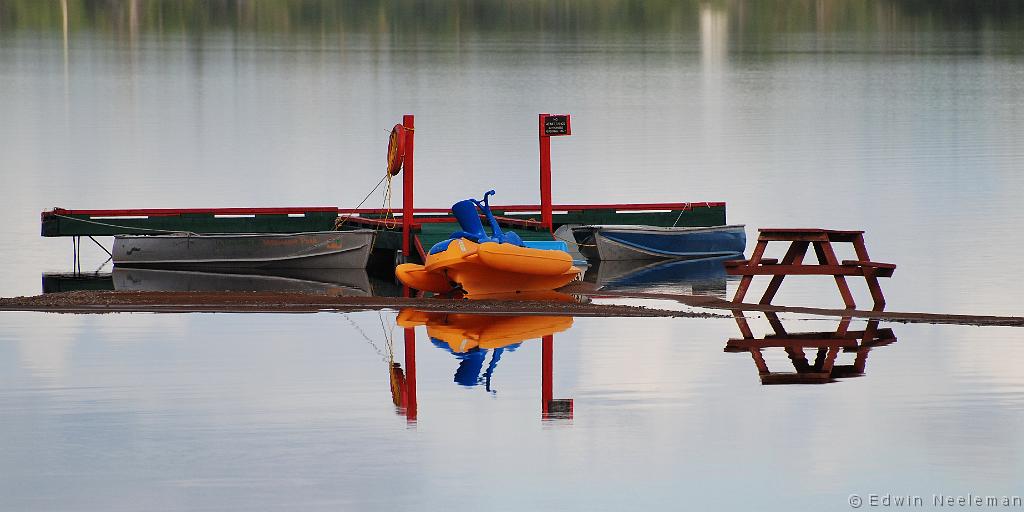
572, 224, 745, 261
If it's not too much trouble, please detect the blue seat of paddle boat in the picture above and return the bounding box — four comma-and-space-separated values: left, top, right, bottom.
428, 192, 527, 255
451, 199, 492, 243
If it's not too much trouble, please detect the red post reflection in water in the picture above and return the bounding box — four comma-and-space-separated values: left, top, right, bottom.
404, 326, 417, 422
541, 334, 573, 420
542, 334, 553, 416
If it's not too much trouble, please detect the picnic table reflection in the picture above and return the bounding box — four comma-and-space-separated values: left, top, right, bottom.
725, 311, 897, 385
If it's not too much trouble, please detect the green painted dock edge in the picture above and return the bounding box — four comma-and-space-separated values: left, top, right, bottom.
41, 205, 728, 263
41, 211, 342, 237
493, 206, 726, 229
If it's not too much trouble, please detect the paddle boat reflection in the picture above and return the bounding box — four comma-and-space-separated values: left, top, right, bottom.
391, 309, 575, 422
725, 311, 897, 385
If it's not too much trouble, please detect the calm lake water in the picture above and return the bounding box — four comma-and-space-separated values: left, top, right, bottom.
2, 1, 1024, 510
4, 311, 1024, 511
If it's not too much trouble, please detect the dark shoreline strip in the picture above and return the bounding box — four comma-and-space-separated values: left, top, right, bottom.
0, 291, 711, 318
587, 291, 1024, 327
2, 290, 1022, 327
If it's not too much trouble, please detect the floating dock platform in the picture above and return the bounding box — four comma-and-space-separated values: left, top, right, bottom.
41, 202, 727, 264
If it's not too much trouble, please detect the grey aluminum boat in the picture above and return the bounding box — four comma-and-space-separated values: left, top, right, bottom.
112, 230, 374, 269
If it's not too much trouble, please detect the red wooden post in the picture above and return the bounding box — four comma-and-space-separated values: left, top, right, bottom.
402, 114, 415, 298
404, 326, 417, 422
538, 114, 553, 231
541, 334, 553, 416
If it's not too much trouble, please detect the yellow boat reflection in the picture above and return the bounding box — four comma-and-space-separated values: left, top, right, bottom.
396, 309, 574, 414
397, 309, 573, 353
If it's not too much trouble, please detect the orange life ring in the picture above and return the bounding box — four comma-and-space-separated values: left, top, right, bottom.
386, 124, 406, 176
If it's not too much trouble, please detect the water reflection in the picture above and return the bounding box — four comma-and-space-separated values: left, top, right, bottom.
585, 255, 734, 297
41, 268, 402, 296
726, 311, 897, 385
41, 271, 114, 293
395, 309, 575, 421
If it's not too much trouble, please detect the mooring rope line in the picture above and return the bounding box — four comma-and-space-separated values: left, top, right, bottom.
552, 231, 597, 248
342, 312, 395, 364
333, 173, 388, 231
671, 202, 712, 227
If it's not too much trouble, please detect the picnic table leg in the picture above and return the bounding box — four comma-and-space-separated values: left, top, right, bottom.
750, 349, 770, 376
816, 241, 856, 309
732, 310, 754, 339
852, 234, 887, 310
812, 347, 829, 371
864, 268, 886, 310
765, 312, 787, 336
732, 240, 768, 303
759, 241, 809, 305
852, 234, 872, 261
785, 346, 810, 372
862, 319, 879, 343
820, 345, 841, 374
834, 316, 852, 337
852, 346, 871, 374
852, 321, 880, 373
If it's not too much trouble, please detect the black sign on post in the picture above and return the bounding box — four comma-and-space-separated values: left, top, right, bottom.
542, 114, 571, 136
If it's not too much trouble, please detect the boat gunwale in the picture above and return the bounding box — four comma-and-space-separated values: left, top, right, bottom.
575, 224, 745, 234
112, 230, 375, 240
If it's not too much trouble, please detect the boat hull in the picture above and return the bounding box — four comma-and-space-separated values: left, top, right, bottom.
396, 238, 581, 296
574, 225, 745, 261
112, 231, 374, 269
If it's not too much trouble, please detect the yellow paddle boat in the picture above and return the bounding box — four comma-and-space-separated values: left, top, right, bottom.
396, 190, 582, 296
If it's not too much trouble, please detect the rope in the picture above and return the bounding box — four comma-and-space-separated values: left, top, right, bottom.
552, 231, 597, 248
381, 171, 398, 230
342, 312, 393, 364
671, 203, 690, 227
378, 310, 396, 358
671, 202, 711, 227
334, 174, 388, 231
335, 123, 412, 232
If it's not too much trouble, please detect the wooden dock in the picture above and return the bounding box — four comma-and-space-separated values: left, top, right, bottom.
41, 202, 727, 263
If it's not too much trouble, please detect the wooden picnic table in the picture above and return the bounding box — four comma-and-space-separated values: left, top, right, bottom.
725, 228, 895, 311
